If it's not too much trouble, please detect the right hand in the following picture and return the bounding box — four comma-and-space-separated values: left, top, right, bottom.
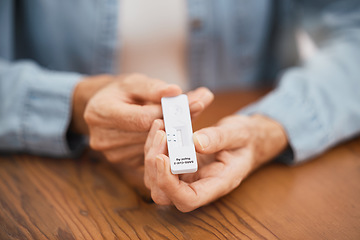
82, 74, 182, 163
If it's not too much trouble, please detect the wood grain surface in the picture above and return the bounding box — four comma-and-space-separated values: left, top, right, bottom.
0, 89, 359, 240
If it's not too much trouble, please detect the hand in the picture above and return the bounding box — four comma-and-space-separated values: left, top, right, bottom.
82, 74, 181, 163
72, 73, 214, 163
72, 74, 213, 198
144, 114, 288, 212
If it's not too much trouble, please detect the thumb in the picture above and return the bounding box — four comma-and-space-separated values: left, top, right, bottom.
193, 126, 247, 154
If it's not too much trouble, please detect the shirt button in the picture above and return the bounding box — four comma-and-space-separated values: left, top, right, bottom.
190, 18, 203, 30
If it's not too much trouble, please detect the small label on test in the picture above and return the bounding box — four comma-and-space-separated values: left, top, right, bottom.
161, 94, 198, 174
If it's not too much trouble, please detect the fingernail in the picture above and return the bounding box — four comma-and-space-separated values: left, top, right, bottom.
153, 131, 164, 146
156, 155, 165, 172
194, 133, 209, 150
189, 101, 204, 113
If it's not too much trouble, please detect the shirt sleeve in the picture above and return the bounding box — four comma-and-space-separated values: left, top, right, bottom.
0, 59, 86, 157
240, 1, 360, 164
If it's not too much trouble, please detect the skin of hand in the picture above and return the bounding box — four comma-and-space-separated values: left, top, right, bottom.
144, 114, 288, 212
71, 73, 214, 164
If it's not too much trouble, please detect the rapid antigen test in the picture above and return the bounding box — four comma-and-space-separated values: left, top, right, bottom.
161, 94, 198, 174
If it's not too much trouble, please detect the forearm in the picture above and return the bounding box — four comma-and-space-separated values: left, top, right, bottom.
0, 59, 84, 156
242, 36, 360, 163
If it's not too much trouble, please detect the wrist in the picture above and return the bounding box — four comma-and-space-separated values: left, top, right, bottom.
71, 75, 114, 134
250, 114, 288, 167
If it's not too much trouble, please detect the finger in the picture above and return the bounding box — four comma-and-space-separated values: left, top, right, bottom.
111, 104, 163, 131
144, 132, 172, 205
150, 154, 176, 205
187, 87, 214, 117
89, 128, 148, 151
104, 143, 144, 163
193, 125, 249, 154
123, 74, 182, 103
144, 119, 165, 155
144, 130, 167, 189
156, 154, 230, 212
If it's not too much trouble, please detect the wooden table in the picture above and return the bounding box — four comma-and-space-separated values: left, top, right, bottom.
1, 90, 359, 239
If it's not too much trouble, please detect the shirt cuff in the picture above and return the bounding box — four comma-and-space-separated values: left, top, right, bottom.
21, 62, 86, 157
239, 69, 324, 164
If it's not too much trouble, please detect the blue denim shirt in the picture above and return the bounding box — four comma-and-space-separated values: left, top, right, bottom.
1, 0, 360, 163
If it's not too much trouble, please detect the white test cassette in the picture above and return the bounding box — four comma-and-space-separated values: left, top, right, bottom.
161, 95, 198, 174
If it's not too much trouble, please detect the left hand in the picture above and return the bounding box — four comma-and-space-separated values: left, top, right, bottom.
144, 114, 288, 212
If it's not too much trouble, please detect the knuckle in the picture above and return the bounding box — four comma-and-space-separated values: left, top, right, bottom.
124, 73, 146, 84
176, 203, 196, 213
104, 152, 121, 163
144, 154, 155, 166
151, 191, 169, 206
231, 177, 242, 190
83, 106, 102, 126
89, 137, 101, 150
137, 114, 153, 131
216, 151, 230, 161
214, 127, 226, 148
144, 139, 150, 153
144, 154, 150, 164
144, 176, 151, 190
83, 110, 93, 125
89, 136, 111, 151
157, 177, 167, 190
144, 151, 151, 163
